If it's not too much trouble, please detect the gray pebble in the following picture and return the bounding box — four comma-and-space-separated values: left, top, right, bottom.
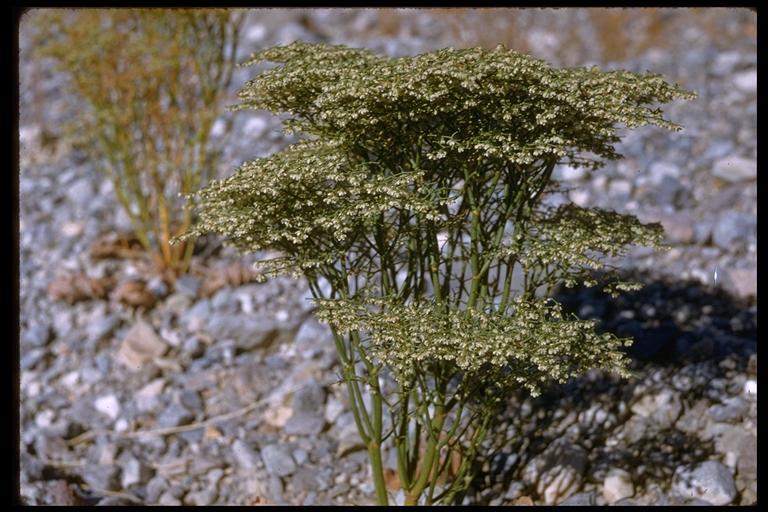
120, 456, 154, 489
81, 465, 121, 492
260, 444, 297, 477
560, 491, 595, 506
22, 324, 52, 348
156, 403, 194, 428
174, 275, 201, 297
232, 439, 261, 470
712, 211, 755, 250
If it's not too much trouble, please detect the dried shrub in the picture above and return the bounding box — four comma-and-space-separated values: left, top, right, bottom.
32, 9, 246, 274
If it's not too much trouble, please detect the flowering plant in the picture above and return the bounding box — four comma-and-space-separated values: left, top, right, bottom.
183, 42, 694, 504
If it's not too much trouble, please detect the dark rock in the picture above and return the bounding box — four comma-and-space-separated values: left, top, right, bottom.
179, 390, 204, 413
156, 403, 194, 428
628, 324, 680, 361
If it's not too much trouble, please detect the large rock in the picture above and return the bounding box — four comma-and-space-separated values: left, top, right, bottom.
116, 321, 168, 371
521, 438, 587, 505
672, 461, 737, 506
603, 468, 634, 504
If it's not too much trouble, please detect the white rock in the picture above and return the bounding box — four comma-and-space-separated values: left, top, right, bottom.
60, 371, 80, 390
35, 409, 54, 428
713, 156, 757, 183
244, 116, 268, 137
522, 439, 587, 505
136, 378, 166, 412
61, 221, 84, 237
246, 23, 267, 43
733, 69, 757, 93
211, 119, 227, 138
744, 379, 757, 399
553, 164, 586, 181
265, 405, 293, 428
630, 390, 682, 429
608, 179, 632, 197
94, 394, 121, 421
324, 396, 345, 423
603, 468, 634, 504
569, 189, 590, 207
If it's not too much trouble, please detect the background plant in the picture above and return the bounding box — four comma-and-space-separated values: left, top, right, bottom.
182, 42, 694, 504
33, 9, 245, 275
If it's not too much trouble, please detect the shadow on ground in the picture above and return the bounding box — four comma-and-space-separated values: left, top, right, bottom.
464, 269, 756, 504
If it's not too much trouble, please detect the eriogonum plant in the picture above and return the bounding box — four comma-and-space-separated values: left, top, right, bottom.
180, 42, 695, 505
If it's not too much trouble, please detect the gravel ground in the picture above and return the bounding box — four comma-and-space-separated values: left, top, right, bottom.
18, 8, 756, 506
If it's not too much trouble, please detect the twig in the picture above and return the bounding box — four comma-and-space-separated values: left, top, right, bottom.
66, 381, 314, 446
80, 485, 143, 504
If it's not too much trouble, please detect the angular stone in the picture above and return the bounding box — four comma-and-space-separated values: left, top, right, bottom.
206, 313, 279, 350
630, 390, 682, 429
603, 468, 634, 504
559, 491, 595, 506
673, 461, 737, 506
135, 379, 166, 413
81, 465, 121, 492
120, 457, 154, 489
260, 444, 296, 477
733, 69, 756, 93
284, 413, 325, 436
22, 323, 52, 348
175, 275, 201, 297
522, 438, 587, 505
723, 267, 757, 299
713, 156, 756, 183
648, 161, 680, 185
232, 439, 261, 470
712, 211, 755, 250
156, 403, 194, 428
93, 394, 121, 421
116, 321, 168, 371
706, 397, 748, 422
654, 212, 695, 244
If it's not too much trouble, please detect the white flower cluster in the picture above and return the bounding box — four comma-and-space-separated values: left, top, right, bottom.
315, 295, 632, 397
